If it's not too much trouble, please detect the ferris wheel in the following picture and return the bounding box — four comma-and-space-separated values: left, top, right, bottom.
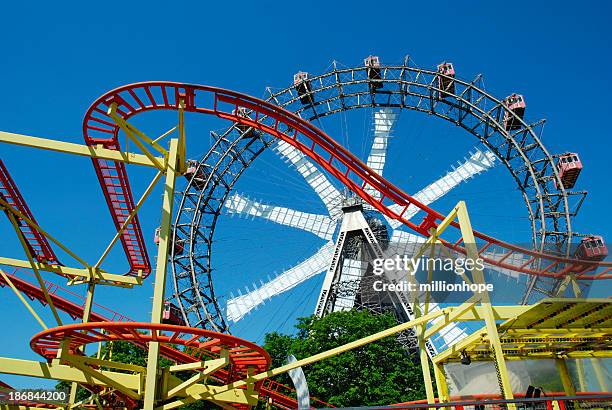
170, 55, 598, 341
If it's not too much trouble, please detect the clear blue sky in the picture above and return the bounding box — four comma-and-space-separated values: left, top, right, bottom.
0, 0, 611, 389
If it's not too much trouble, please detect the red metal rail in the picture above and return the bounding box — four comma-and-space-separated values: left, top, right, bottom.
30, 322, 271, 377
0, 160, 59, 264
83, 82, 612, 280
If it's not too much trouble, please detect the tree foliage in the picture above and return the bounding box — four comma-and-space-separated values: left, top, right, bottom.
263, 309, 430, 407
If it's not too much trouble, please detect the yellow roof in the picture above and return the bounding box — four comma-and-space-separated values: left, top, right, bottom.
434, 299, 612, 363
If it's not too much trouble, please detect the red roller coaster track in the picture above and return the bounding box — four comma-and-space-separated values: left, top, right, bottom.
82, 82, 611, 280
0, 160, 59, 264
30, 322, 271, 376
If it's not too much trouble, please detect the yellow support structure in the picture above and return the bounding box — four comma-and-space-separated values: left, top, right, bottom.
433, 362, 449, 403
455, 201, 515, 401
6, 213, 63, 326
142, 138, 181, 410
557, 358, 577, 396
0, 257, 140, 286
0, 130, 162, 168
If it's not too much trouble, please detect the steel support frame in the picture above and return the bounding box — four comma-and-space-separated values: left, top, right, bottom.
0, 356, 254, 407
407, 202, 515, 404
0, 257, 140, 286
259, 64, 579, 303
143, 97, 187, 409
0, 104, 192, 407
143, 137, 180, 409
186, 202, 530, 404
0, 131, 161, 168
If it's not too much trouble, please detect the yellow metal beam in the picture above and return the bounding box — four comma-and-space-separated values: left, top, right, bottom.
152, 126, 177, 145
168, 352, 228, 374
108, 103, 168, 156
68, 283, 95, 408
433, 362, 449, 403
0, 197, 89, 269
556, 358, 576, 396
415, 230, 437, 404
62, 353, 146, 374
108, 104, 165, 171
423, 296, 480, 340
143, 139, 180, 410
67, 358, 141, 400
166, 373, 208, 401
456, 201, 515, 401
177, 98, 187, 173
0, 257, 141, 286
436, 305, 529, 322
167, 353, 230, 400
576, 359, 586, 391
160, 385, 256, 410
216, 308, 446, 394
0, 131, 161, 167
0, 357, 140, 388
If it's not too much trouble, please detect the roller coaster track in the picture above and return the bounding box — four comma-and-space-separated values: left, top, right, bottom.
82, 82, 611, 281
0, 270, 327, 409
0, 160, 59, 264
1, 81, 609, 408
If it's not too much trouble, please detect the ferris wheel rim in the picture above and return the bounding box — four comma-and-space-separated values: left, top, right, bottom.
78, 73, 597, 334
170, 61, 582, 331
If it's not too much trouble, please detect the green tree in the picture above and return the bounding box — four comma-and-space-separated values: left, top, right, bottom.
263, 309, 431, 407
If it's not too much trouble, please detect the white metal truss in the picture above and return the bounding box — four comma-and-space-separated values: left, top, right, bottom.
226, 240, 335, 322
224, 148, 497, 322
386, 148, 497, 229
273, 140, 343, 219
332, 259, 365, 311
312, 203, 442, 356
314, 203, 384, 317
364, 108, 398, 200
225, 193, 337, 240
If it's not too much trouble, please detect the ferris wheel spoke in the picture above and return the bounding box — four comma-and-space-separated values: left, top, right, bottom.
272, 140, 343, 218
226, 241, 335, 322
224, 192, 336, 240
364, 108, 398, 200
386, 148, 497, 229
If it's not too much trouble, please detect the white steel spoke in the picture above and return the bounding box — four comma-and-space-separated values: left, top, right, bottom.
226, 241, 335, 322
273, 140, 343, 219
364, 108, 398, 200
387, 148, 496, 228
224, 193, 336, 240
